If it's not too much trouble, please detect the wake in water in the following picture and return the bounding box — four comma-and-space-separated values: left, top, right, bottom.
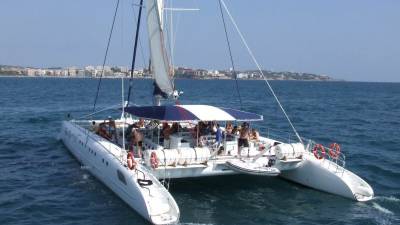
372, 202, 394, 215
374, 196, 400, 203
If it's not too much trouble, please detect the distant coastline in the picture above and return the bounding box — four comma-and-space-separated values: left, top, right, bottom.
0, 64, 335, 81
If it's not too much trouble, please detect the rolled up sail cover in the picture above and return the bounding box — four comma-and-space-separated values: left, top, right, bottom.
124, 105, 263, 121
146, 0, 174, 97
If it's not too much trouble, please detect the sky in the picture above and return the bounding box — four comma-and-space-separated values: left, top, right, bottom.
0, 0, 399, 82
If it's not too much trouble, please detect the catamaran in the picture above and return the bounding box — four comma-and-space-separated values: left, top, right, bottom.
60, 0, 374, 224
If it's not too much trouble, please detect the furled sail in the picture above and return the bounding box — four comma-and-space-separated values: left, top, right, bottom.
146, 0, 174, 98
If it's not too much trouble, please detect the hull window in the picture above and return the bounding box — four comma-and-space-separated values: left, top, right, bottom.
117, 170, 127, 185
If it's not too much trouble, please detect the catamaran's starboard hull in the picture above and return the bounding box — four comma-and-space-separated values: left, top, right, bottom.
280, 152, 374, 201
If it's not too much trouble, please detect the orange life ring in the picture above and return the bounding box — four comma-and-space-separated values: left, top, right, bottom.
329, 143, 341, 159
313, 144, 325, 160
150, 152, 159, 169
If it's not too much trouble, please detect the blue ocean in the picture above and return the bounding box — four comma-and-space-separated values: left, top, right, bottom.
0, 77, 399, 224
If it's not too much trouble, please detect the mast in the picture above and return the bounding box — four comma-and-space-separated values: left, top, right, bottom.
145, 0, 175, 105
127, 0, 144, 106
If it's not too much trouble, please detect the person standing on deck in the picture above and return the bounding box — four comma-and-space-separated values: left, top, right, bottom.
238, 122, 250, 158
215, 124, 223, 149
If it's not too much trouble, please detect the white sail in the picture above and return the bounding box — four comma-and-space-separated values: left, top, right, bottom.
146, 0, 174, 97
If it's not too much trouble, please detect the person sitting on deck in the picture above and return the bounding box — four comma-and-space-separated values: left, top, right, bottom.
97, 118, 115, 141
232, 126, 240, 136
127, 152, 136, 170
251, 128, 260, 141
107, 117, 118, 142
171, 122, 180, 134
225, 122, 233, 135
238, 123, 250, 158
134, 118, 145, 128
210, 121, 217, 134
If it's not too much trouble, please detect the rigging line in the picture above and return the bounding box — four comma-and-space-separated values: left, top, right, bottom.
220, 0, 303, 143
164, 3, 174, 79
127, 0, 145, 106
172, 11, 181, 57
217, 0, 243, 110
78, 104, 121, 120
92, 0, 120, 112
170, 0, 174, 75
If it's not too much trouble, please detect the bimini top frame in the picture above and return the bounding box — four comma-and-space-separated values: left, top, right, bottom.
123, 104, 263, 122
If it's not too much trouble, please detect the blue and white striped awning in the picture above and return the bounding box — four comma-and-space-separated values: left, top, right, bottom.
124, 105, 263, 122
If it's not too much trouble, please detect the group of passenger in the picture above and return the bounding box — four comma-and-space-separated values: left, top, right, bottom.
229, 122, 260, 157
94, 116, 261, 161
94, 117, 118, 142
161, 122, 180, 143
224, 122, 259, 140
194, 121, 259, 152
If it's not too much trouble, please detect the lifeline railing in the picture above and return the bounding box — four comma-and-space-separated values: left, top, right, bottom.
305, 139, 346, 176
70, 120, 151, 181
263, 128, 347, 176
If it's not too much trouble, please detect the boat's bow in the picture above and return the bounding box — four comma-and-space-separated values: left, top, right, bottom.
280, 149, 374, 201
135, 165, 180, 224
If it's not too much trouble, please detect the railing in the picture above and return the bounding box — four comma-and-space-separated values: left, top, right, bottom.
262, 128, 347, 176
265, 127, 297, 144
72, 119, 347, 177
70, 120, 151, 181
304, 139, 346, 176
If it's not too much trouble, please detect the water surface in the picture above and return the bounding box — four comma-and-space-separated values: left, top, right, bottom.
0, 77, 399, 224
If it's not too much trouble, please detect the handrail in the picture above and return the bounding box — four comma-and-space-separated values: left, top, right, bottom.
305, 139, 346, 176
72, 119, 347, 176
261, 128, 347, 176
70, 120, 126, 163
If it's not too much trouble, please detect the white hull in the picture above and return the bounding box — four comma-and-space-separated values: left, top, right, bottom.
60, 121, 179, 225
59, 119, 374, 223
280, 152, 374, 201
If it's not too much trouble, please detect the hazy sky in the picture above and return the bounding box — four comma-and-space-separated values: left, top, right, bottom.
0, 0, 399, 82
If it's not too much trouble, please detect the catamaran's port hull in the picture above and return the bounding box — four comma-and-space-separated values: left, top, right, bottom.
60, 121, 179, 225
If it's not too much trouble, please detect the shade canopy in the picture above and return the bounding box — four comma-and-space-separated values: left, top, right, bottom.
123, 105, 263, 122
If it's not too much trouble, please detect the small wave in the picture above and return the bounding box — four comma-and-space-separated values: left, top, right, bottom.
82, 174, 90, 180
80, 165, 91, 170
374, 196, 400, 203
24, 116, 53, 124
372, 202, 394, 215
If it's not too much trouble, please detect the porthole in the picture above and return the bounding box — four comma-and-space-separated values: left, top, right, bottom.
117, 170, 127, 185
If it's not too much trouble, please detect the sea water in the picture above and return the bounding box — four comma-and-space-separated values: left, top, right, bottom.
0, 77, 399, 224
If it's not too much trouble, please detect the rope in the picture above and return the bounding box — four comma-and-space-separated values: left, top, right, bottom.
127, 0, 145, 106
92, 0, 120, 112
217, 0, 243, 110
220, 0, 303, 144
77, 104, 121, 120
